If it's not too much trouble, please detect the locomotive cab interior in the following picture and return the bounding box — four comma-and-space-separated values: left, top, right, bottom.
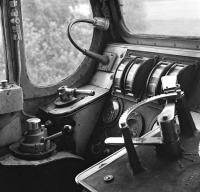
1, 0, 200, 192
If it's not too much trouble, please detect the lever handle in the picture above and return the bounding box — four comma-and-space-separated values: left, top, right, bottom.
41, 125, 72, 143
58, 86, 95, 97
74, 88, 95, 96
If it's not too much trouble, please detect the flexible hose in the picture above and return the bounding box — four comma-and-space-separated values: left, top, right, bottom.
67, 18, 109, 65
67, 19, 94, 54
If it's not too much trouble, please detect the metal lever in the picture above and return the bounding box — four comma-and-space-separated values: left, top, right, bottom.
58, 86, 95, 102
41, 125, 72, 143
105, 137, 162, 146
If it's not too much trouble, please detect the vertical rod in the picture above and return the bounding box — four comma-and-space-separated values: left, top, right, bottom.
176, 98, 197, 137
121, 128, 144, 174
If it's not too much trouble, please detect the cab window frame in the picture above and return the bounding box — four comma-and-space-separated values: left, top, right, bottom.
0, 0, 13, 82
111, 0, 200, 50
18, 0, 104, 99
0, 3, 5, 79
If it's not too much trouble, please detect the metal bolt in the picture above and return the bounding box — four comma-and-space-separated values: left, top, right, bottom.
9, 0, 17, 7
176, 84, 180, 89
120, 122, 127, 129
103, 148, 111, 155
62, 125, 73, 135
11, 9, 18, 17
41, 124, 45, 131
45, 120, 53, 127
41, 125, 48, 137
104, 175, 114, 183
10, 17, 20, 24
162, 115, 168, 121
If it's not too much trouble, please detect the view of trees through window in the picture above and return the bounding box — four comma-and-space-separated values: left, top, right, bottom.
120, 0, 200, 37
2, 0, 200, 86
0, 15, 6, 81
21, 0, 92, 86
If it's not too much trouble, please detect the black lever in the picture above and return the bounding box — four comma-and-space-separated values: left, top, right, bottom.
41, 125, 72, 143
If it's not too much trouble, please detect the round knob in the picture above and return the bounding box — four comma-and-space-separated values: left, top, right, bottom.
26, 118, 41, 130
62, 125, 73, 135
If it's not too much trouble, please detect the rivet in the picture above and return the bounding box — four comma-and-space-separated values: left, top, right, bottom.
162, 115, 168, 121
104, 175, 114, 182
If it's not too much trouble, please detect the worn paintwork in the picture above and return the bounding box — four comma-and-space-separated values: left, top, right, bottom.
76, 116, 200, 192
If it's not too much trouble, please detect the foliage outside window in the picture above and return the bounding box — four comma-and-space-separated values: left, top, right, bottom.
21, 0, 92, 86
120, 0, 200, 37
0, 13, 6, 81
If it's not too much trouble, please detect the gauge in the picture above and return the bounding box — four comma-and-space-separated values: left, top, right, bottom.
127, 112, 144, 137
102, 98, 123, 125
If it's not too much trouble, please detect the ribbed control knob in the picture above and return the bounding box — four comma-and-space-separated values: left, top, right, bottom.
26, 118, 41, 130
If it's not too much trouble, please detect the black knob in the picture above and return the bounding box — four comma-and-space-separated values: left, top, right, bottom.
62, 125, 73, 135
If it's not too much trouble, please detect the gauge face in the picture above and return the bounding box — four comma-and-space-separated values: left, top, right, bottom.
102, 99, 122, 125
127, 112, 144, 137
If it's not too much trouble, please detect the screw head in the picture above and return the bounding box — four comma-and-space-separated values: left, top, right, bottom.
162, 115, 168, 121
104, 175, 114, 183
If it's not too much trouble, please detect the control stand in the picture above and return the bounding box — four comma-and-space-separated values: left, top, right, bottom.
105, 76, 197, 174
9, 118, 73, 160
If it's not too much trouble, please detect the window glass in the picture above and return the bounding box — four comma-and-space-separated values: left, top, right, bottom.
120, 0, 200, 37
21, 0, 92, 86
0, 13, 6, 81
